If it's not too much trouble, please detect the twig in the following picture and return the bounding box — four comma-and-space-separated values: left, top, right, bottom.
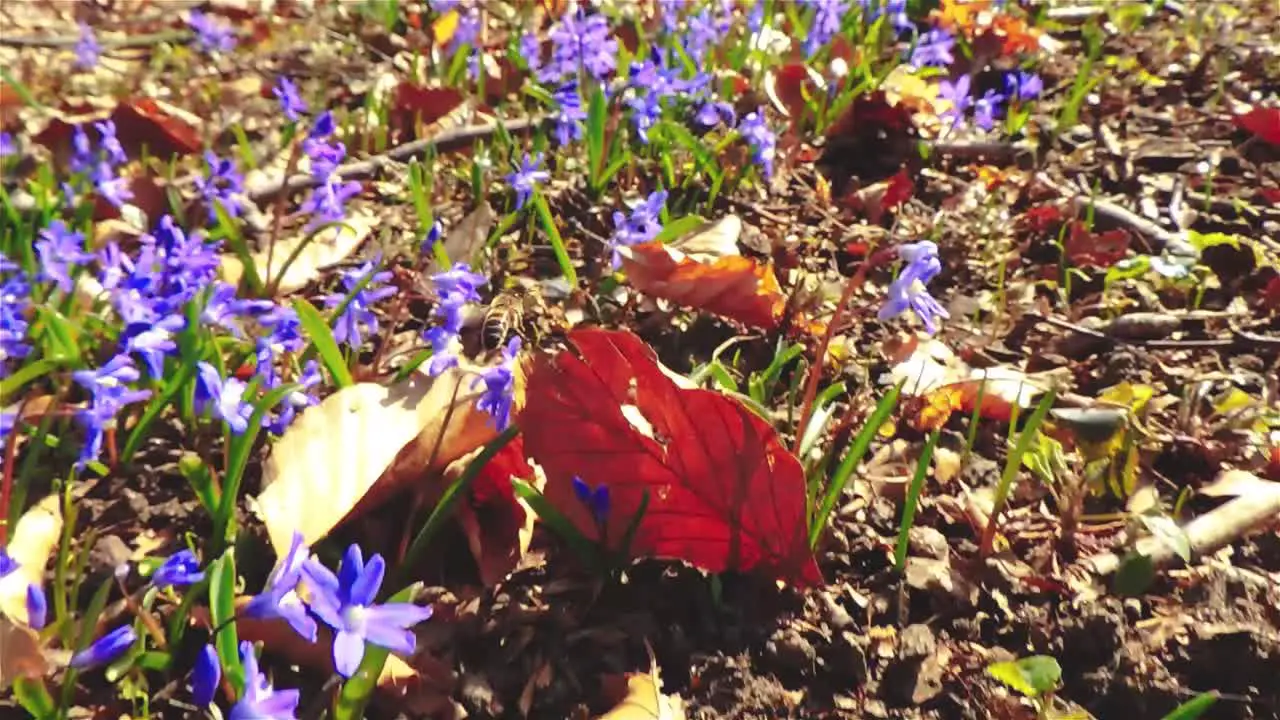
0, 30, 191, 48
1085, 487, 1280, 577
246, 115, 547, 201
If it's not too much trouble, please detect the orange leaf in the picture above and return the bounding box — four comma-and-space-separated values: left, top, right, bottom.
987, 14, 1041, 55
933, 0, 995, 35
522, 329, 822, 587
618, 242, 786, 329
112, 98, 202, 158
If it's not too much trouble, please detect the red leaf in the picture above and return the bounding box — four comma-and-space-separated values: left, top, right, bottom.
1234, 107, 1280, 145
1063, 221, 1130, 267
882, 167, 915, 209
521, 329, 822, 587
459, 436, 537, 585
1259, 187, 1280, 206
391, 83, 466, 141
111, 99, 202, 158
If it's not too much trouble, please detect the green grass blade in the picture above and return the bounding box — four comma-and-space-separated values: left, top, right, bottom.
981, 390, 1057, 556
293, 298, 355, 388
209, 550, 244, 694
1161, 692, 1218, 720
894, 430, 939, 571
512, 478, 601, 570
531, 193, 578, 287
809, 384, 902, 549
214, 383, 299, 551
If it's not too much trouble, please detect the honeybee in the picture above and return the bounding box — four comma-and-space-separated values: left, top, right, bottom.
481, 280, 553, 352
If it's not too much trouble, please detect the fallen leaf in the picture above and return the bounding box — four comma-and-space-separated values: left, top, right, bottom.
0, 618, 47, 690
1063, 221, 1130, 268
1234, 106, 1280, 145
522, 329, 821, 587
431, 9, 461, 46
0, 494, 61, 625
764, 63, 824, 122
597, 641, 685, 720
617, 242, 785, 329
455, 436, 540, 586
256, 366, 497, 556
986, 14, 1041, 55
882, 335, 1051, 430
220, 211, 373, 295
111, 98, 203, 158
392, 83, 467, 141
428, 202, 495, 274
668, 215, 743, 261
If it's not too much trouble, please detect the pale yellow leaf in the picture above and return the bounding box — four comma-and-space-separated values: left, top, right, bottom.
256, 366, 497, 556
0, 494, 61, 625
219, 211, 373, 295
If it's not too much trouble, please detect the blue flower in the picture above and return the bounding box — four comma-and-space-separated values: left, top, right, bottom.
938, 75, 972, 128
878, 241, 949, 334
803, 0, 849, 56
229, 641, 299, 720
520, 32, 542, 72
189, 11, 236, 53
909, 29, 955, 68
0, 549, 17, 578
1005, 70, 1043, 101
194, 151, 244, 221
73, 355, 151, 467
506, 153, 549, 211
152, 549, 204, 588
195, 362, 254, 434
0, 260, 32, 368
738, 109, 777, 179
572, 476, 610, 527
695, 101, 736, 129
322, 259, 396, 350
974, 89, 1005, 131
36, 220, 94, 293
192, 644, 220, 706
551, 82, 588, 146
267, 360, 322, 434
304, 544, 434, 678
74, 22, 100, 69
273, 76, 307, 121
474, 337, 520, 429
420, 221, 444, 257
69, 624, 137, 669
123, 313, 185, 378
0, 132, 15, 156
538, 10, 617, 84
244, 531, 318, 642
26, 584, 47, 630
608, 190, 667, 269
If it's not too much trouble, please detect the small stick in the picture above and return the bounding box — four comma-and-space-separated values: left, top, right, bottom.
1085, 488, 1280, 577
246, 115, 547, 201
0, 30, 192, 48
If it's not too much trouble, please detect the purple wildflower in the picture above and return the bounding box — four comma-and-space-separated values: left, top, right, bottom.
321, 259, 395, 350
195, 362, 254, 434
244, 531, 318, 642
194, 151, 244, 221
551, 81, 588, 146
473, 337, 519, 429
937, 75, 972, 128
974, 89, 1005, 131
273, 76, 307, 121
74, 22, 100, 70
0, 132, 15, 156
267, 360, 322, 434
27, 584, 47, 630
910, 29, 955, 68
420, 221, 443, 257
1, 260, 32, 368
538, 10, 617, 84
608, 190, 667, 269
73, 355, 151, 467
520, 32, 542, 73
192, 644, 220, 706
122, 313, 185, 379
572, 476, 611, 526
803, 0, 849, 56
424, 263, 487, 376
1005, 70, 1043, 101
737, 109, 777, 179
304, 544, 434, 678
69, 625, 137, 669
228, 641, 300, 720
451, 6, 482, 52
36, 220, 94, 293
878, 241, 949, 334
189, 10, 236, 53
506, 153, 549, 210
0, 550, 17, 578
152, 549, 204, 588
695, 100, 736, 128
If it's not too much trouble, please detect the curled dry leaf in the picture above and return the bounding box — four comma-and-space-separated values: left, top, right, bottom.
454, 436, 541, 586
764, 63, 825, 122
522, 328, 821, 587
617, 240, 785, 330
219, 211, 373, 295
882, 335, 1053, 431
256, 365, 498, 556
1199, 469, 1280, 499
0, 618, 46, 690
597, 640, 685, 720
0, 493, 61, 625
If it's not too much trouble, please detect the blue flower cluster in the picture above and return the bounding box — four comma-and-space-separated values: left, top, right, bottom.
71, 120, 131, 208
300, 112, 360, 226
609, 190, 667, 269
940, 70, 1042, 132
321, 258, 397, 351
